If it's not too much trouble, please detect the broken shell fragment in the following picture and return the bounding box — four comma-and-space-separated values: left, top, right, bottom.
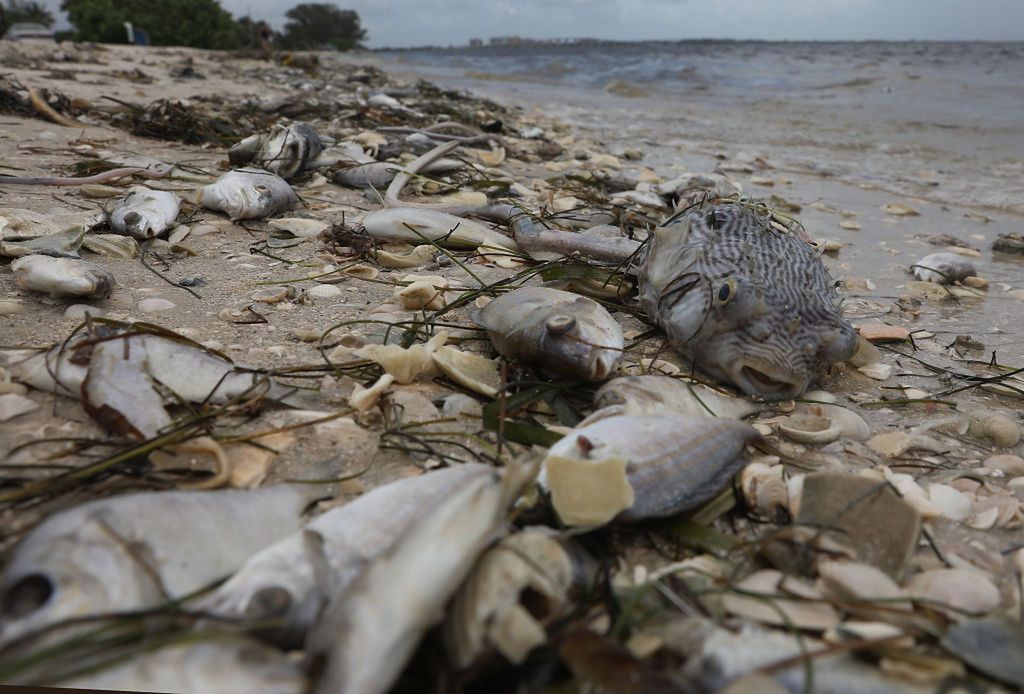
794, 402, 871, 441
907, 568, 1000, 617
540, 414, 760, 526
395, 274, 448, 311
12, 255, 115, 299
777, 413, 843, 445
722, 570, 840, 631
371, 244, 435, 269
353, 332, 447, 384
348, 373, 394, 412
431, 345, 502, 397
268, 217, 328, 238
739, 462, 789, 522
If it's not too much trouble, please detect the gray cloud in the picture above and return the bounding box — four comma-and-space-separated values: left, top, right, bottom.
37, 0, 1024, 47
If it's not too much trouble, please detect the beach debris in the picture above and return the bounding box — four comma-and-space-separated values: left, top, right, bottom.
473, 287, 623, 382
792, 402, 871, 441
361, 207, 519, 251
910, 251, 977, 284
777, 413, 843, 444
306, 464, 517, 694
722, 570, 840, 631
109, 187, 180, 239
58, 639, 307, 694
857, 323, 910, 343
370, 244, 435, 268
431, 345, 502, 397
352, 331, 447, 384
268, 217, 329, 238
587, 375, 759, 422
0, 485, 314, 645
201, 465, 493, 646
795, 473, 921, 579
11, 255, 115, 299
965, 410, 1021, 448
540, 414, 760, 526
882, 202, 919, 216
348, 373, 394, 412
229, 122, 324, 180
942, 616, 1024, 688
395, 274, 448, 311
739, 462, 789, 522
906, 569, 1000, 617
0, 226, 86, 258
637, 202, 856, 399
197, 168, 298, 220
991, 232, 1024, 255
81, 233, 141, 259
0, 392, 39, 422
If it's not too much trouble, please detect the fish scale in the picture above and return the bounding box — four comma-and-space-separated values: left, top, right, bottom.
638, 201, 856, 399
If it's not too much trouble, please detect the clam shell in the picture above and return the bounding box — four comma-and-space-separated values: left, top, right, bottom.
907, 568, 1000, 617
82, 233, 141, 259
431, 346, 502, 398
722, 570, 840, 631
777, 413, 843, 444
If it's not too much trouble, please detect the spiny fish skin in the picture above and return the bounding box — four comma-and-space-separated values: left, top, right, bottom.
639, 202, 856, 399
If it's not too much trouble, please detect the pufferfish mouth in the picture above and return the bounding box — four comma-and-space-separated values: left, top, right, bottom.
732, 363, 806, 400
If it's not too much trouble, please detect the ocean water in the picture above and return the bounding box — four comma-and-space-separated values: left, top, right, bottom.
379, 41, 1024, 214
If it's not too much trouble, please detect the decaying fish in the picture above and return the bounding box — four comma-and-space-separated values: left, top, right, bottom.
201, 465, 494, 646
473, 287, 623, 381
109, 187, 180, 239
540, 414, 760, 526
445, 527, 594, 668
639, 202, 857, 399
911, 251, 977, 284
197, 168, 298, 220
229, 122, 324, 181
11, 255, 115, 299
10, 324, 298, 436
586, 374, 759, 423
361, 207, 519, 252
307, 464, 517, 694
59, 639, 306, 694
0, 485, 315, 645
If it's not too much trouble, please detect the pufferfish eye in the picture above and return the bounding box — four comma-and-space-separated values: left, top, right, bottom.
716, 279, 738, 304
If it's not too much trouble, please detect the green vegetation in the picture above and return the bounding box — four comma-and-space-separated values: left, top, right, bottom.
278, 3, 366, 50
61, 0, 249, 48
3, 0, 56, 28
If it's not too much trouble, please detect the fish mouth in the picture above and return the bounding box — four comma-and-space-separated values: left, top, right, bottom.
733, 363, 805, 400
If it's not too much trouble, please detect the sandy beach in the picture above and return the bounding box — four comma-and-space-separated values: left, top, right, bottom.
1, 38, 1023, 692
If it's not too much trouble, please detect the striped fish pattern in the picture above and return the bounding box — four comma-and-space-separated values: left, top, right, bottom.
638, 201, 856, 399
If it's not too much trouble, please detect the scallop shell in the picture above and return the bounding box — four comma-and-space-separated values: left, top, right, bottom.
431, 346, 502, 398
777, 413, 843, 444
739, 462, 788, 522
82, 233, 141, 259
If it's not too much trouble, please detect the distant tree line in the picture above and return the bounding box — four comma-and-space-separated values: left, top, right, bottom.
51, 0, 365, 50
1, 0, 56, 29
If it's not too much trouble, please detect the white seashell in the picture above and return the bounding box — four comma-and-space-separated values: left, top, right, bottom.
81, 233, 140, 259
739, 462, 788, 522
722, 570, 840, 631
372, 244, 435, 269
395, 274, 448, 311
966, 411, 1021, 448
431, 346, 502, 398
777, 413, 843, 444
109, 187, 180, 239
354, 332, 447, 385
907, 568, 1000, 617
926, 484, 972, 521
268, 217, 328, 238
12, 255, 115, 299
348, 373, 394, 412
858, 362, 893, 380
362, 208, 518, 252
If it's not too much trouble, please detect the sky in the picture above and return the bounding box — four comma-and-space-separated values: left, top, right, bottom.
40, 0, 1024, 47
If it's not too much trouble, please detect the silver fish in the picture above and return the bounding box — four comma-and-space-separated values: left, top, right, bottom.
0, 485, 314, 645
474, 287, 624, 381
11, 255, 115, 299
638, 202, 856, 399
307, 465, 514, 694
197, 168, 298, 221
109, 186, 180, 239
229, 123, 324, 181
911, 251, 977, 284
540, 414, 761, 526
587, 375, 760, 423
200, 465, 494, 646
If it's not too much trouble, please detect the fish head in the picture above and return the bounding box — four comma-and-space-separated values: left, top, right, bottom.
120, 210, 155, 238
0, 517, 161, 644
539, 311, 621, 381
259, 124, 323, 180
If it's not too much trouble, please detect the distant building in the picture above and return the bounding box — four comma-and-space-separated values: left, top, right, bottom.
469, 38, 482, 47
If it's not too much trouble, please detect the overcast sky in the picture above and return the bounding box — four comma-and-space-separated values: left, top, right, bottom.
42, 0, 1024, 47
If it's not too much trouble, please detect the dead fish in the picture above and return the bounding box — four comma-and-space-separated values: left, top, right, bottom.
586, 375, 759, 423
0, 485, 315, 645
200, 465, 494, 647
639, 202, 856, 399
10, 325, 299, 433
540, 414, 761, 526
911, 251, 977, 284
229, 122, 324, 181
59, 639, 306, 694
473, 287, 623, 381
361, 207, 519, 251
11, 255, 115, 299
197, 168, 298, 220
307, 465, 516, 694
109, 186, 180, 239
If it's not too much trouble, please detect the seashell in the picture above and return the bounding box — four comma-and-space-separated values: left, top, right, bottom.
966, 410, 1021, 448
82, 233, 140, 259
846, 335, 882, 367
794, 403, 870, 441
472, 146, 506, 167
839, 220, 861, 230
341, 264, 379, 281
12, 255, 115, 299
0, 208, 64, 243
431, 346, 502, 398
250, 286, 296, 304
926, 483, 972, 521
942, 616, 1024, 689
268, 217, 328, 238
353, 332, 447, 385
109, 186, 181, 239
777, 413, 843, 444
197, 168, 298, 221
372, 244, 435, 269
348, 373, 394, 412
907, 568, 1000, 617
980, 373, 1024, 400
395, 274, 448, 311
858, 362, 893, 380
444, 528, 590, 668
722, 570, 840, 631
882, 202, 919, 216
361, 208, 518, 252
962, 276, 988, 289
816, 561, 911, 615
590, 375, 759, 423
739, 462, 788, 522
911, 252, 977, 285
540, 414, 761, 526
983, 454, 1024, 476
439, 190, 489, 207
0, 392, 39, 422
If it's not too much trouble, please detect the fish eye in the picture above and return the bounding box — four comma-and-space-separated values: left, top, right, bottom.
545, 315, 576, 336
254, 184, 271, 194
2, 574, 54, 618
717, 279, 737, 304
